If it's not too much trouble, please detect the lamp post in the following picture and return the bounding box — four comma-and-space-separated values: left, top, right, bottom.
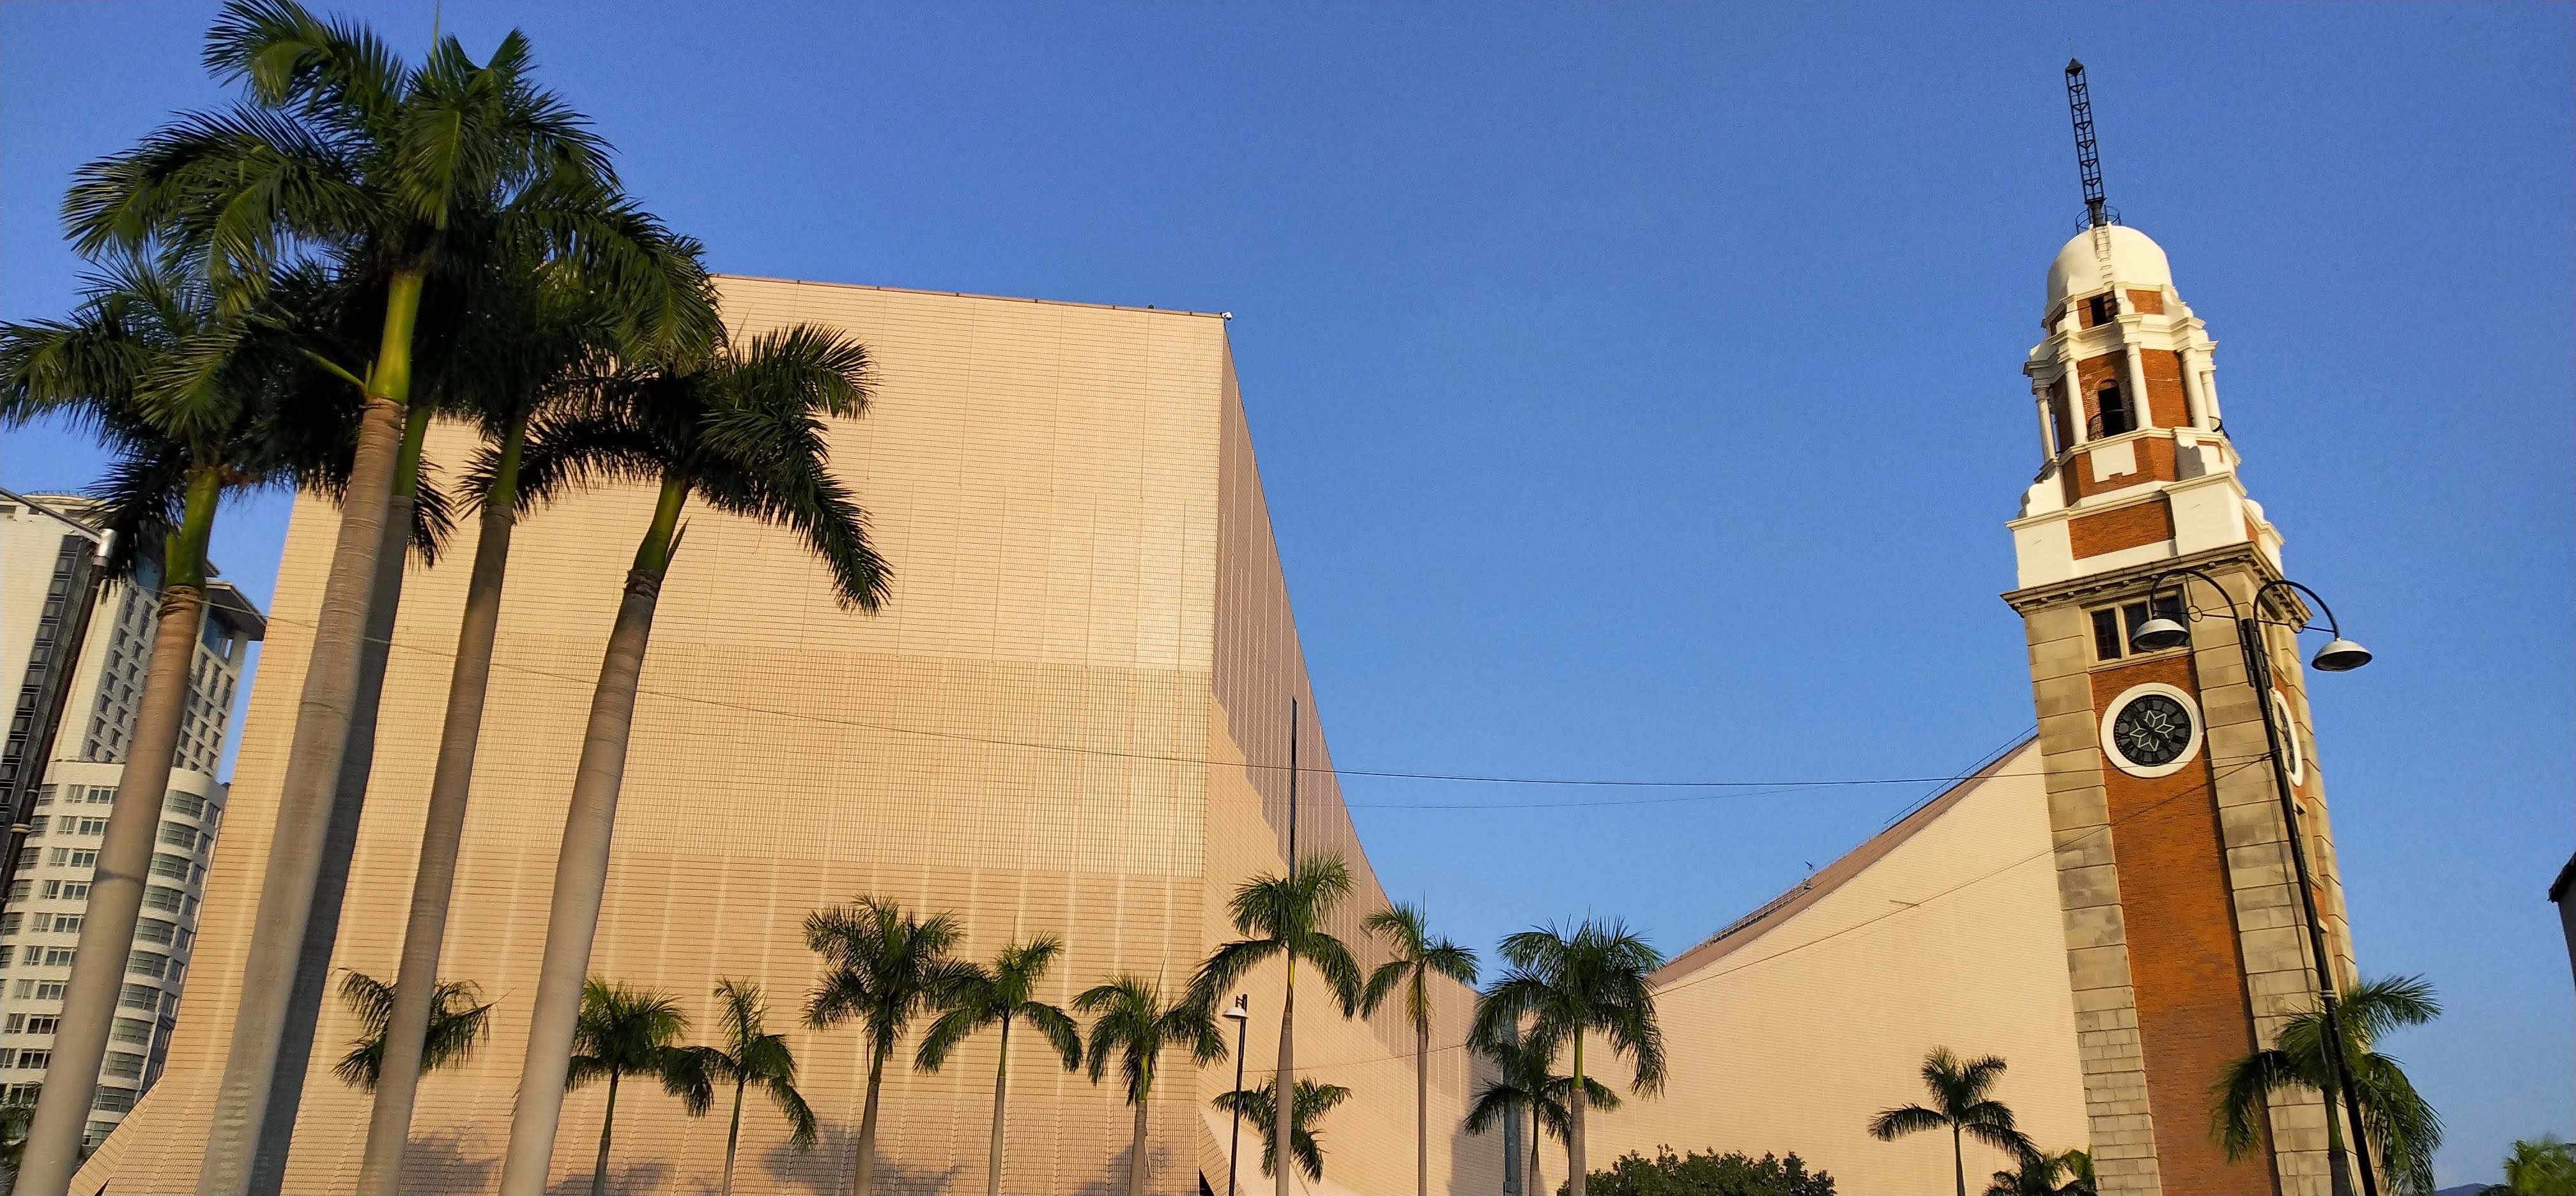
2129, 568, 2377, 1196
1222, 993, 1250, 1196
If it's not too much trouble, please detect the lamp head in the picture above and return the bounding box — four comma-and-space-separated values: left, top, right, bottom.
2311, 638, 2372, 672
1222, 996, 1249, 1021
2128, 615, 2190, 652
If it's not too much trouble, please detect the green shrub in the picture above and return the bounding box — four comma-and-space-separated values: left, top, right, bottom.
1574, 1145, 1836, 1195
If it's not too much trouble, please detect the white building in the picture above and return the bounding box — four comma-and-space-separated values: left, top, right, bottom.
0, 491, 263, 1149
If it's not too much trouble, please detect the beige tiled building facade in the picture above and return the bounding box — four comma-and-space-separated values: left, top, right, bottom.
79, 223, 2360, 1196
82, 279, 1497, 1195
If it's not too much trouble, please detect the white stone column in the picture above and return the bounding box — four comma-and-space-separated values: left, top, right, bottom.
2057, 341, 2088, 446
2179, 348, 2212, 429
2122, 341, 2153, 433
2035, 390, 2059, 459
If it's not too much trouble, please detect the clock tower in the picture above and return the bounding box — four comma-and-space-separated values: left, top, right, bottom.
2003, 218, 2360, 1196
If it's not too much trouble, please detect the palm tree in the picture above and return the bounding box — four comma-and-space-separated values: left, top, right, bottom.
917, 937, 1084, 1196
1463, 1029, 1621, 1196
801, 898, 970, 1196
1983, 1148, 2095, 1196
688, 979, 818, 1196
60, 7, 705, 1184
502, 324, 888, 1190
357, 215, 714, 1196
327, 970, 493, 1091
2212, 974, 2444, 1195
0, 254, 351, 1192
1470, 919, 1667, 1196
1867, 1047, 2032, 1196
1075, 975, 1228, 1196
1361, 902, 1478, 1196
1211, 1077, 1354, 1186
567, 979, 713, 1196
2497, 1136, 2576, 1196
1192, 854, 1363, 1196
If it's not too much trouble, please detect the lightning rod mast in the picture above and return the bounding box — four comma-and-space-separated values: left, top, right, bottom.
2066, 59, 2113, 228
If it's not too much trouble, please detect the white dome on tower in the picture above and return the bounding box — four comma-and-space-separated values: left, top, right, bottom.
2046, 224, 2172, 310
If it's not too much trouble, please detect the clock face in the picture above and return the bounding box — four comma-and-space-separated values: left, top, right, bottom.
2111, 693, 2195, 767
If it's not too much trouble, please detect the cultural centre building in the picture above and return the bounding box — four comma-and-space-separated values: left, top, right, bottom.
77, 218, 2360, 1193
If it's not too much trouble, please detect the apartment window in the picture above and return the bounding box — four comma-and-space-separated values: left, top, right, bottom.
15, 1050, 47, 1070
56, 882, 85, 901
84, 787, 111, 805
71, 819, 103, 838
163, 791, 204, 819
141, 886, 182, 914
0, 913, 20, 936
31, 982, 64, 1001
0, 946, 13, 968
157, 823, 198, 851
3, 1084, 39, 1106
1, 1015, 17, 1034
2090, 595, 2187, 662
39, 949, 72, 968
22, 818, 43, 837
0, 1051, 12, 1068
117, 985, 158, 1011
29, 786, 51, 808
24, 1016, 56, 1036
134, 918, 175, 946
100, 1052, 142, 1080
5, 881, 26, 901
149, 854, 190, 880
36, 882, 56, 900
49, 916, 81, 935
40, 850, 61, 868
109, 1018, 150, 1046
66, 851, 95, 870
91, 1087, 134, 1113
125, 951, 166, 979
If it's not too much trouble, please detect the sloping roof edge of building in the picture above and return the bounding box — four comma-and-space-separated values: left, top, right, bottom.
1652, 735, 2041, 985
713, 273, 1230, 320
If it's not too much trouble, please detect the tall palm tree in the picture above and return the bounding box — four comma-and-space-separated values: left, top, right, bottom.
1075, 975, 1228, 1196
328, 970, 493, 1091
689, 979, 818, 1196
1470, 919, 1667, 1196
2499, 1136, 2576, 1196
357, 214, 714, 1196
1983, 1148, 2096, 1196
1361, 902, 1478, 1196
567, 979, 713, 1196
1868, 1047, 2033, 1196
799, 898, 970, 1196
1192, 854, 1363, 1196
2212, 974, 2444, 1195
500, 325, 888, 1193
1210, 1077, 1354, 1186
0, 254, 350, 1193
917, 937, 1084, 1196
62, 6, 702, 1186
1464, 1028, 1621, 1196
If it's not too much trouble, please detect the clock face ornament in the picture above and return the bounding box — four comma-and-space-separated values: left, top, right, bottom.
2099, 683, 2204, 778
2112, 694, 2193, 766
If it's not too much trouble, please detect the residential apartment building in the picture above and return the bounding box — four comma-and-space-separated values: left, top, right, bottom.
0, 492, 263, 1148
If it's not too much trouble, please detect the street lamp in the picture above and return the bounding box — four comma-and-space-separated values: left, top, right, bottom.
1222, 994, 1251, 1196
2131, 568, 2379, 1196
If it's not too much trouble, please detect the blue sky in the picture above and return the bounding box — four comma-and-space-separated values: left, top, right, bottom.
3, 2, 2567, 1184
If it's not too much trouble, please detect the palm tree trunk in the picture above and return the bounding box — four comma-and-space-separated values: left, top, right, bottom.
1527, 1107, 1541, 1196
854, 1048, 886, 1196
988, 1015, 1011, 1196
200, 266, 422, 1196
360, 411, 526, 1196
1275, 958, 1294, 1196
722, 1077, 745, 1196
590, 1071, 621, 1196
1952, 1124, 1965, 1196
499, 473, 687, 1195
17, 466, 220, 1195
1567, 1036, 1586, 1196
259, 402, 430, 1196
1416, 1022, 1429, 1196
1126, 1085, 1149, 1196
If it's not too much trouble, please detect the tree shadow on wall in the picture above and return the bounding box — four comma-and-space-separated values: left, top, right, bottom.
401, 1130, 498, 1195
543, 1158, 672, 1196
755, 1119, 962, 1196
